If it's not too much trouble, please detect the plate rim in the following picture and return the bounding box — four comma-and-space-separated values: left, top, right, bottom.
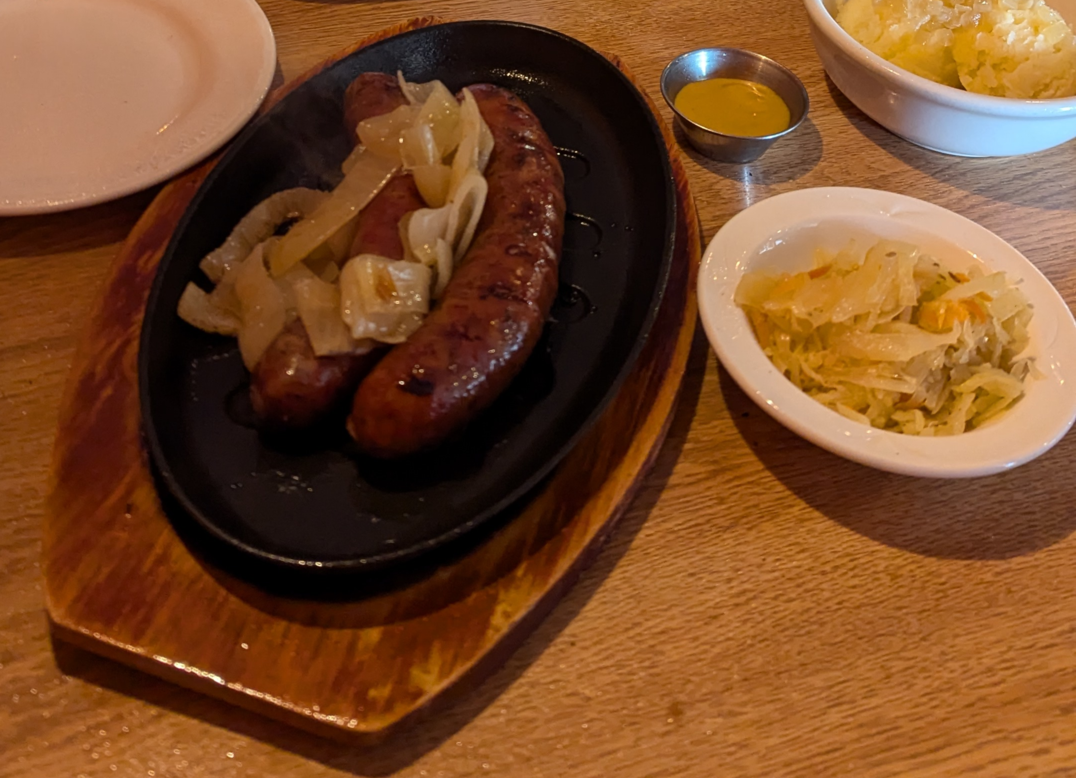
0, 0, 277, 216
698, 185, 1076, 478
138, 20, 677, 572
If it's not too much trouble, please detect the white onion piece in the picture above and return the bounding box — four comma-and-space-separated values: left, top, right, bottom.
403, 206, 454, 295
234, 243, 288, 369
317, 259, 340, 284
303, 250, 340, 284
402, 172, 487, 294
413, 163, 452, 208
199, 188, 327, 283
397, 71, 440, 107
293, 275, 367, 356
188, 236, 277, 335
400, 122, 439, 168
340, 143, 366, 175
449, 88, 494, 199
352, 311, 424, 344
406, 207, 452, 267
345, 254, 431, 315
268, 149, 399, 277
177, 283, 240, 335
432, 238, 453, 298
416, 80, 462, 158
206, 259, 243, 319
340, 254, 431, 343
274, 261, 317, 313
397, 211, 417, 263
444, 170, 488, 262
397, 70, 417, 104
358, 103, 419, 161
477, 118, 494, 173
322, 217, 361, 265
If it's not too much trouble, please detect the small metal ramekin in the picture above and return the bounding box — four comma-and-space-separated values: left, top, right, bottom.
661, 48, 809, 163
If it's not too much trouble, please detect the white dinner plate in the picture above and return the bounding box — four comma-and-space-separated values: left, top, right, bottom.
0, 0, 276, 215
698, 187, 1076, 478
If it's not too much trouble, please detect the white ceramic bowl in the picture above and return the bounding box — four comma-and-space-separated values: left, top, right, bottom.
802, 0, 1076, 156
698, 187, 1076, 478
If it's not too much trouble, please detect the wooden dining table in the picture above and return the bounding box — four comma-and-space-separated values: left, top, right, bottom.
4, 0, 1076, 775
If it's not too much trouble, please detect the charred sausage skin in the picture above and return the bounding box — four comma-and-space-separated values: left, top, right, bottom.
250, 73, 421, 431
347, 84, 566, 457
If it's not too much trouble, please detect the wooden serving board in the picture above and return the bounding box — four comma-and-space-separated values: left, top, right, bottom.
43, 17, 701, 740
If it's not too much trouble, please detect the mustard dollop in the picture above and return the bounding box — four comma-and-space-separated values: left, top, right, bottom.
674, 77, 791, 137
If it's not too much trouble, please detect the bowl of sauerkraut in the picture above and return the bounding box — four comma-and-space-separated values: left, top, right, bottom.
698, 187, 1076, 477
803, 0, 1076, 156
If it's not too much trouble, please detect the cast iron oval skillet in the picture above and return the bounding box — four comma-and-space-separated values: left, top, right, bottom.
140, 21, 676, 577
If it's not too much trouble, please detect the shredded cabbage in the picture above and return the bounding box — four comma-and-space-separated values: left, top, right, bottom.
735, 239, 1036, 435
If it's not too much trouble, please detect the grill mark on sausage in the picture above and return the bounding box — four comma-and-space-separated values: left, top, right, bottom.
481, 281, 529, 303
401, 375, 436, 396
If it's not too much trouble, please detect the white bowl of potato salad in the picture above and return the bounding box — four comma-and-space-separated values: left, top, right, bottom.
803, 0, 1076, 156
698, 187, 1076, 478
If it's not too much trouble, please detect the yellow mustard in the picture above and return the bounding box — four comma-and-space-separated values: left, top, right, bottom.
674, 77, 791, 137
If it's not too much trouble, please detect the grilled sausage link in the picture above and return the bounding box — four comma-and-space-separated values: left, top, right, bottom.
250, 73, 421, 431
347, 84, 566, 457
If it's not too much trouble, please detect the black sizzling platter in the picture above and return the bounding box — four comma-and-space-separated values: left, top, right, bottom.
139, 21, 676, 575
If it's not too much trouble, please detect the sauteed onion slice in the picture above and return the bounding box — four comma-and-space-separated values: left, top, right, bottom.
267, 149, 400, 278
179, 74, 496, 357
199, 187, 327, 283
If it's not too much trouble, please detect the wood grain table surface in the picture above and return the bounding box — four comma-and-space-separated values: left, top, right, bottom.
3, 0, 1076, 776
